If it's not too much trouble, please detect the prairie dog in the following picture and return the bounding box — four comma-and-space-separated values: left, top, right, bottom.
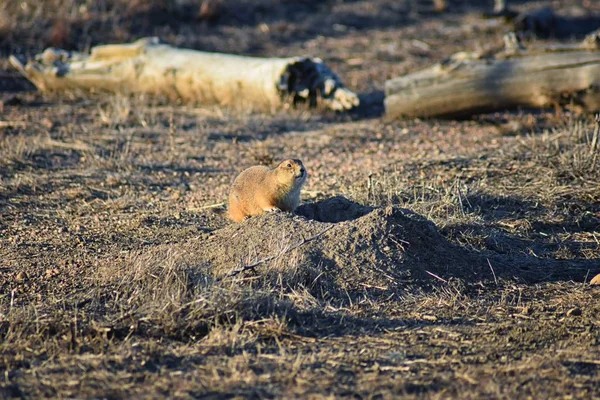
228, 159, 307, 222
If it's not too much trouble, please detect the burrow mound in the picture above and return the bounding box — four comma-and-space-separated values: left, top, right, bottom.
199, 197, 490, 293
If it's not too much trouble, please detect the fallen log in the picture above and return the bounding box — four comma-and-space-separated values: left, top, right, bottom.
384, 30, 600, 119
9, 37, 359, 112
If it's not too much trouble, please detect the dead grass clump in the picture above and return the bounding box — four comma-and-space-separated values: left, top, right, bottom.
0, 134, 46, 167
92, 245, 306, 342
351, 170, 485, 230
97, 94, 134, 127
516, 116, 599, 186
1, 305, 107, 368
1, 0, 200, 54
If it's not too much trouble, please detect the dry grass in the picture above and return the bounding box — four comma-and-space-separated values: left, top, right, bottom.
2, 105, 598, 397
1, 0, 207, 53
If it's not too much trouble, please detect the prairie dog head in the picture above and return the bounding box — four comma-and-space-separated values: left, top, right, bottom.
274, 159, 307, 187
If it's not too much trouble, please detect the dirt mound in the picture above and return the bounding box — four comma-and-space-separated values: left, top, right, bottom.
200, 197, 487, 294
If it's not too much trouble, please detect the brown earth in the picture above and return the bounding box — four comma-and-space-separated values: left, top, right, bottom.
1, 0, 600, 398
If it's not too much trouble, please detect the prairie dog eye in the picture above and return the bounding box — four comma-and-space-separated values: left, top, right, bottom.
287, 163, 292, 168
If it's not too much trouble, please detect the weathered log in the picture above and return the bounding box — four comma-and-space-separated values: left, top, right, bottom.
9, 37, 359, 112
384, 30, 600, 119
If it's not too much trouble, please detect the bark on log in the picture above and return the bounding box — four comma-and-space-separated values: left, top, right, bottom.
9, 37, 359, 112
384, 30, 600, 119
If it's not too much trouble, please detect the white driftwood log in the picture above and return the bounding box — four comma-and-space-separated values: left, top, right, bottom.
9, 37, 359, 112
385, 31, 600, 119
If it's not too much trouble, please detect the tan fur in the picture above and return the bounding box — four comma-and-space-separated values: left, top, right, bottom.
228, 159, 307, 222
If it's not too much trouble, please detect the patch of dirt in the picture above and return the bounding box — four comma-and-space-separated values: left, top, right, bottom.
205, 197, 485, 287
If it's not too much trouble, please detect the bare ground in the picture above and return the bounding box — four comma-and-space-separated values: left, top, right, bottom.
1, 0, 600, 398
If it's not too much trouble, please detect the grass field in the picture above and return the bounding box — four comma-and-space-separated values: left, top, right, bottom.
1, 0, 600, 398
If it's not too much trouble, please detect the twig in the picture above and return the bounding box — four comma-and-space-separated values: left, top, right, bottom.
367, 172, 374, 202
566, 359, 600, 366
590, 114, 599, 156
455, 179, 471, 215
226, 225, 335, 277
370, 265, 398, 284
0, 121, 27, 128
583, 269, 590, 288
487, 258, 498, 285
10, 289, 16, 311
456, 372, 478, 385
168, 112, 176, 161
424, 270, 448, 283
46, 138, 93, 152
359, 282, 389, 290
187, 202, 226, 211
